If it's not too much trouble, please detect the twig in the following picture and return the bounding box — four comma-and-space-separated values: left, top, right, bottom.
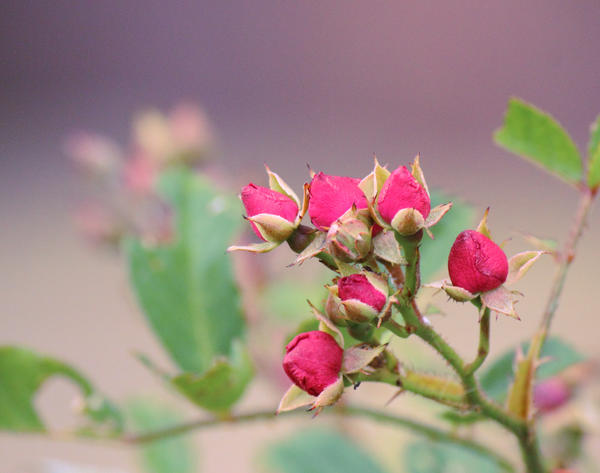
122, 405, 514, 471
539, 188, 595, 344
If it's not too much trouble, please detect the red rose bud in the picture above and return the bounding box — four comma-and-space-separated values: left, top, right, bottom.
327, 213, 372, 262
533, 377, 571, 414
308, 173, 368, 230
283, 331, 343, 396
338, 273, 387, 322
377, 166, 430, 234
448, 230, 508, 294
241, 183, 299, 241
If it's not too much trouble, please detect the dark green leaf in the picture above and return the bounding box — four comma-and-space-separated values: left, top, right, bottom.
404, 441, 500, 473
0, 346, 122, 432
480, 336, 584, 401
587, 114, 600, 189
494, 98, 583, 185
172, 341, 253, 412
127, 399, 196, 473
265, 428, 388, 473
127, 169, 246, 374
421, 192, 474, 282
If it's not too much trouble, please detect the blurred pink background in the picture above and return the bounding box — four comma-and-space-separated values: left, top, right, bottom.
2, 2, 600, 471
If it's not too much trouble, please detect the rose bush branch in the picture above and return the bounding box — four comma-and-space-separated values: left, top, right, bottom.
226, 155, 558, 471
539, 187, 596, 346
122, 406, 515, 471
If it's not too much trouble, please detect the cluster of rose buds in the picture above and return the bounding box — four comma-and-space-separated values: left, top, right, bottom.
229, 157, 455, 410
230, 156, 548, 413
67, 102, 214, 246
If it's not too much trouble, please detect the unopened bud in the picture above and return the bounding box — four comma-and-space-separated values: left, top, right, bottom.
283, 331, 343, 396
448, 230, 508, 294
377, 166, 430, 235
240, 183, 299, 242
308, 172, 368, 230
327, 214, 372, 262
338, 273, 388, 322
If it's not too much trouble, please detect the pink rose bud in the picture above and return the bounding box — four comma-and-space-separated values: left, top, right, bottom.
283, 331, 343, 396
308, 173, 368, 230
241, 183, 299, 241
377, 166, 430, 233
338, 273, 387, 322
534, 377, 571, 414
448, 230, 508, 294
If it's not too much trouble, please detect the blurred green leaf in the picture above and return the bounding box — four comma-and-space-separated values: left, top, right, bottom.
261, 277, 328, 321
0, 346, 122, 433
480, 336, 584, 401
265, 428, 388, 473
587, 114, 600, 189
172, 341, 253, 412
127, 169, 246, 374
494, 97, 583, 185
404, 441, 501, 473
127, 399, 196, 473
421, 192, 474, 282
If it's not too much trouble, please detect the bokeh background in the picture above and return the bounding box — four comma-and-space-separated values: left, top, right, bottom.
2, 1, 600, 471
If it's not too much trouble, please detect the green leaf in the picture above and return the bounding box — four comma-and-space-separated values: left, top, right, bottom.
587, 114, 600, 189
265, 428, 388, 473
172, 341, 253, 412
494, 97, 583, 185
127, 169, 246, 374
421, 192, 474, 282
127, 399, 196, 473
480, 336, 584, 401
404, 441, 501, 473
0, 346, 122, 433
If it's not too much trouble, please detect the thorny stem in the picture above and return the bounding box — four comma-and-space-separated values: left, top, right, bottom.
538, 188, 595, 346
393, 230, 545, 472
122, 406, 514, 472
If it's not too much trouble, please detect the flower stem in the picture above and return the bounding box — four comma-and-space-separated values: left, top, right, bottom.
123, 405, 515, 472
391, 230, 545, 471
465, 304, 491, 376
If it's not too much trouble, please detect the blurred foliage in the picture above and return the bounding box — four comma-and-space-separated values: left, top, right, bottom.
127, 399, 196, 473
127, 169, 246, 374
265, 428, 387, 473
0, 346, 121, 433
480, 336, 584, 400
127, 169, 253, 412
403, 441, 501, 473
172, 341, 253, 412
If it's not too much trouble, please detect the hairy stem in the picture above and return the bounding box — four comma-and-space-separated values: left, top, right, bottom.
465, 305, 491, 376
123, 405, 514, 471
538, 188, 595, 345
392, 229, 544, 471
